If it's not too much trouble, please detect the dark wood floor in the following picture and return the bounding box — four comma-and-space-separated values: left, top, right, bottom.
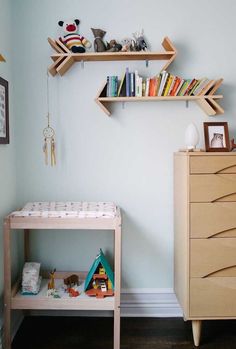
12, 316, 236, 349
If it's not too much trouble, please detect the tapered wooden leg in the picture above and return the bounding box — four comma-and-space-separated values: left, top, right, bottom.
192, 320, 202, 347
4, 217, 11, 349
114, 215, 121, 349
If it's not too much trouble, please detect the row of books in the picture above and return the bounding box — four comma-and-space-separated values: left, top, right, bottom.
106, 69, 218, 98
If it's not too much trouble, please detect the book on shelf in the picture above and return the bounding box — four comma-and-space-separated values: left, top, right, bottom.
106, 75, 118, 97
145, 78, 150, 96
117, 72, 126, 97
198, 79, 215, 95
104, 70, 219, 99
167, 75, 176, 96
125, 67, 130, 97
130, 72, 135, 97
183, 79, 196, 96
175, 79, 185, 96
142, 80, 146, 97
158, 71, 168, 96
163, 75, 174, 96
192, 78, 209, 95
149, 78, 156, 96
169, 77, 181, 96
135, 70, 142, 97
177, 79, 191, 96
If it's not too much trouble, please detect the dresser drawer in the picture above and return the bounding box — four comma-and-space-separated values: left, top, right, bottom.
190, 174, 236, 202
190, 238, 236, 277
190, 278, 236, 317
190, 156, 236, 174
190, 203, 236, 238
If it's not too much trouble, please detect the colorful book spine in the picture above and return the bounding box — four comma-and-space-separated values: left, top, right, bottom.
125, 68, 130, 97
145, 78, 150, 96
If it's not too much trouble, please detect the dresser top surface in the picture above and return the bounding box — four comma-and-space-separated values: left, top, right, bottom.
175, 151, 236, 156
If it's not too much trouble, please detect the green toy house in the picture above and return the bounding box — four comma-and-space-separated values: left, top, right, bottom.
84, 249, 114, 298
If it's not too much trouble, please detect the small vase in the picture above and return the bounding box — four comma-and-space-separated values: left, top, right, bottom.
185, 123, 199, 150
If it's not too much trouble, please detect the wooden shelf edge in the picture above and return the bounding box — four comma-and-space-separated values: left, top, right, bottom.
0, 54, 6, 62
97, 95, 223, 102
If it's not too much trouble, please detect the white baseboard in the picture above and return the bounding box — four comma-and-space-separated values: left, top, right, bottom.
30, 288, 182, 318
121, 288, 182, 317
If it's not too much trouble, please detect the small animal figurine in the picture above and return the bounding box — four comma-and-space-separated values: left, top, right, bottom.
91, 28, 107, 52
64, 274, 79, 288
67, 288, 80, 297
106, 40, 122, 52
48, 269, 56, 290
133, 29, 148, 51
121, 37, 135, 52
58, 19, 91, 53
210, 133, 224, 148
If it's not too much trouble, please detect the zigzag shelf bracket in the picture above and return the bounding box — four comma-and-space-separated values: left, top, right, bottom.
48, 36, 177, 77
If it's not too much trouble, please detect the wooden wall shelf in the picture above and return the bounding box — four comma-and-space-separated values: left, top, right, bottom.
0, 54, 6, 62
48, 36, 177, 76
95, 80, 224, 116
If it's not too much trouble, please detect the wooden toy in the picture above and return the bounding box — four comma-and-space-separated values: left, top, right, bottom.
67, 288, 80, 297
64, 274, 79, 288
84, 249, 114, 298
48, 269, 56, 290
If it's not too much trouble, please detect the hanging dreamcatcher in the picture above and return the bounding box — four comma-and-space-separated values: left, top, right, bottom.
43, 72, 56, 166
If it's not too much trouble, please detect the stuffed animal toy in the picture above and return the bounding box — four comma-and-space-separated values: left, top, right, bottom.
106, 40, 122, 52
58, 19, 91, 53
91, 28, 107, 52
133, 29, 148, 51
121, 38, 136, 52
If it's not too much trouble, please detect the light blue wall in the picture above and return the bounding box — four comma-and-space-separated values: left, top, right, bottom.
10, 0, 236, 291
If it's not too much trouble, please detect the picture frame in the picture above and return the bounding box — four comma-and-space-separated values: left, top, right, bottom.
203, 122, 230, 152
0, 76, 9, 144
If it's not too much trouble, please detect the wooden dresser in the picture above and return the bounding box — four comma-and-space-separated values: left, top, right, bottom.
174, 152, 236, 346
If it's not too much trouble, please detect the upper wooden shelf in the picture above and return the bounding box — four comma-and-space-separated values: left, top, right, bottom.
48, 36, 177, 76
0, 54, 5, 62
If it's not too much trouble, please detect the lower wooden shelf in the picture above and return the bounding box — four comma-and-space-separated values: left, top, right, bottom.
95, 81, 224, 117
11, 273, 115, 311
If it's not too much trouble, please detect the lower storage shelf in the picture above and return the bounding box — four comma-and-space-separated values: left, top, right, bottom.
11, 273, 115, 311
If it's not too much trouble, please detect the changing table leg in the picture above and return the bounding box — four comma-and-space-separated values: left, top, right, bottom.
4, 217, 11, 349
114, 217, 121, 349
24, 229, 30, 262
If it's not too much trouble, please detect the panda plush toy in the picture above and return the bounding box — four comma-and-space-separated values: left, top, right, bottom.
58, 19, 91, 53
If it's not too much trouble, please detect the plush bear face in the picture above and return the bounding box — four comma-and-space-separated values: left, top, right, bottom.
58, 19, 80, 34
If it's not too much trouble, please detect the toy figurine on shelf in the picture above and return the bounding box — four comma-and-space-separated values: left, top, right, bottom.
106, 40, 122, 52
47, 268, 61, 298
91, 28, 107, 52
58, 19, 91, 53
64, 274, 79, 288
67, 288, 80, 297
48, 268, 56, 290
84, 249, 114, 298
120, 37, 136, 52
133, 29, 148, 51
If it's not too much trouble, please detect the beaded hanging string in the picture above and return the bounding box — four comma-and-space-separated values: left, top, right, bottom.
43, 72, 56, 166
